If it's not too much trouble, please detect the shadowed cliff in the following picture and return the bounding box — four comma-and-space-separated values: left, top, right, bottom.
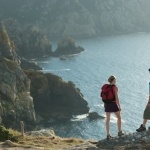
24, 70, 89, 120
1, 0, 150, 38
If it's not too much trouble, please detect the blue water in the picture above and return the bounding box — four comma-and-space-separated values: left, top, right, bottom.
35, 33, 150, 140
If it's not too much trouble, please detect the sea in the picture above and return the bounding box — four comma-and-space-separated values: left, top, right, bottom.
35, 32, 150, 140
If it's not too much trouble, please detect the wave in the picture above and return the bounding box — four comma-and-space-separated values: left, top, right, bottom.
38, 61, 50, 64
41, 69, 71, 72
59, 50, 86, 58
109, 115, 125, 123
94, 104, 104, 108
71, 114, 88, 122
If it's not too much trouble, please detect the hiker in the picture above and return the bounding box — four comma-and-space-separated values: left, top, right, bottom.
136, 69, 150, 132
101, 75, 124, 139
136, 102, 150, 132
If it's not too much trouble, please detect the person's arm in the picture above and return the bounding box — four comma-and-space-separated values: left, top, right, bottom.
114, 86, 121, 111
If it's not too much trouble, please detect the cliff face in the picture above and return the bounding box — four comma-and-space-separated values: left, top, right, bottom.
24, 70, 89, 119
0, 0, 150, 38
0, 22, 89, 127
3, 19, 52, 58
0, 22, 36, 128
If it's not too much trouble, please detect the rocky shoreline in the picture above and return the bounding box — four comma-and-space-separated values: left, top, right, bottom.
0, 21, 89, 130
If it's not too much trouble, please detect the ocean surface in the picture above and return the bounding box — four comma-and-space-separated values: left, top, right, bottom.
35, 33, 150, 140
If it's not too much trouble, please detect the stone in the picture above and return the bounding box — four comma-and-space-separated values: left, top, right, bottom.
52, 36, 84, 57
142, 136, 150, 143
132, 139, 135, 142
88, 112, 105, 120
4, 140, 16, 147
29, 129, 55, 137
135, 134, 142, 139
125, 140, 130, 143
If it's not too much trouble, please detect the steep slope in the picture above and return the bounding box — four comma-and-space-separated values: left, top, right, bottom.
0, 0, 150, 38
0, 22, 36, 128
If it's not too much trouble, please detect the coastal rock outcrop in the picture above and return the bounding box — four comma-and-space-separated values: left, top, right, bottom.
88, 112, 105, 120
53, 36, 84, 57
0, 22, 36, 128
4, 19, 52, 59
20, 57, 42, 70
24, 70, 89, 119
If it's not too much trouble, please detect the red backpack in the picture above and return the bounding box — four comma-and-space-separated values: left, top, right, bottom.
100, 84, 116, 103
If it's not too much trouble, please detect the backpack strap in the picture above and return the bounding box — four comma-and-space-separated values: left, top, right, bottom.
109, 84, 116, 100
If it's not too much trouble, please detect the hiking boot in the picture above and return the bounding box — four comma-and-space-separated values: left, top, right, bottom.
107, 134, 112, 140
118, 131, 124, 136
136, 124, 146, 132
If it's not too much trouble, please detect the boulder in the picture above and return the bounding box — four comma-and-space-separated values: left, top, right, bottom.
52, 36, 84, 57
88, 112, 105, 120
3, 140, 16, 147
24, 70, 89, 120
27, 129, 55, 137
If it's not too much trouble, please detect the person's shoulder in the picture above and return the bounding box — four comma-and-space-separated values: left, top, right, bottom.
113, 85, 118, 90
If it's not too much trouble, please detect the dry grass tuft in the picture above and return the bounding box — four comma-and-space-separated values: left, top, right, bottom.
15, 135, 85, 150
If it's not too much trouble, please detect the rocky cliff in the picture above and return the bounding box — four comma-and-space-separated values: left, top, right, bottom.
0, 22, 89, 128
3, 19, 52, 58
24, 70, 89, 120
0, 0, 150, 38
0, 22, 36, 128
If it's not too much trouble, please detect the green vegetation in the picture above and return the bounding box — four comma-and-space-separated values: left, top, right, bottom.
0, 126, 19, 142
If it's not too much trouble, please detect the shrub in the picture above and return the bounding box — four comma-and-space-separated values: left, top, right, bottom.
0, 125, 19, 142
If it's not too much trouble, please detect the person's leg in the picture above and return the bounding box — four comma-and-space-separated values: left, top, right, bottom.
106, 112, 111, 136
143, 119, 147, 125
114, 111, 122, 132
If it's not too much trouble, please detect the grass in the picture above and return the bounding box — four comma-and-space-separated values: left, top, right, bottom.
0, 126, 87, 149
0, 128, 85, 150
17, 136, 84, 149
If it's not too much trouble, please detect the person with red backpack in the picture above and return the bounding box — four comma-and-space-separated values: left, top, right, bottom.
101, 75, 124, 139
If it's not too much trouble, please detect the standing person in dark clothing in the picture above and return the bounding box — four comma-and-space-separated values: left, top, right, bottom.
136, 69, 150, 132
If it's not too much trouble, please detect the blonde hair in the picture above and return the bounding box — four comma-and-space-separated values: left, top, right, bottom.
108, 75, 116, 83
